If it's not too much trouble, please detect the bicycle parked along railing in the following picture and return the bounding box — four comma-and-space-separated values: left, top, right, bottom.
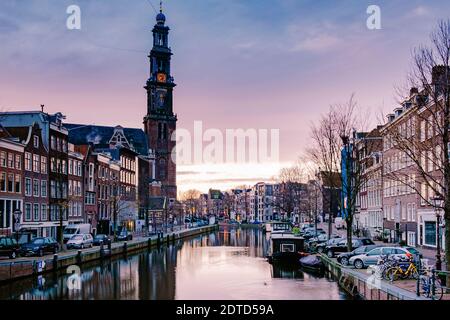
372, 254, 415, 281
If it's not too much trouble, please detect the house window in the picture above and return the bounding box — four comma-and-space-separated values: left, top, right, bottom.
7, 173, 13, 192
41, 180, 47, 197
69, 159, 73, 175
25, 152, 32, 171
33, 154, 40, 173
424, 221, 437, 246
15, 175, 21, 193
41, 204, 47, 221
50, 157, 56, 172
25, 178, 32, 196
33, 179, 40, 197
62, 160, 67, 174
25, 203, 32, 221
421, 183, 427, 205
50, 180, 56, 198
33, 135, 39, 148
407, 232, 416, 247
281, 244, 294, 253
420, 121, 426, 141
7, 153, 14, 168
41, 156, 47, 174
0, 172, 6, 192
0, 151, 6, 167
51, 136, 56, 150
15, 155, 21, 170
33, 203, 40, 221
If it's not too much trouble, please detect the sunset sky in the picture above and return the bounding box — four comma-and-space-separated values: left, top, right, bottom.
1, 0, 449, 193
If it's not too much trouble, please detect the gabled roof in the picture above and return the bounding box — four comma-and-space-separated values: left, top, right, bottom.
65, 123, 149, 156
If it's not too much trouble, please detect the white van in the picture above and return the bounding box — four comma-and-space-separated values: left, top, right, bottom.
334, 217, 346, 230
63, 224, 92, 243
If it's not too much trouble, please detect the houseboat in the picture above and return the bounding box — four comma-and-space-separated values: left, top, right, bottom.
270, 222, 293, 234
267, 232, 305, 263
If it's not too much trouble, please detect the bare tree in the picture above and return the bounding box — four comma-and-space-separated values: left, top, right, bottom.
305, 95, 370, 251
382, 20, 450, 271
267, 163, 306, 221
180, 189, 201, 225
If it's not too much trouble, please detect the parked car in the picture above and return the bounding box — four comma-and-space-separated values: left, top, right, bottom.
300, 223, 315, 232
116, 230, 133, 241
336, 245, 381, 266
349, 246, 423, 269
93, 234, 111, 246
63, 223, 92, 243
325, 238, 375, 258
20, 237, 59, 257
303, 229, 326, 240
316, 237, 344, 254
334, 217, 346, 230
0, 236, 21, 259
66, 234, 94, 249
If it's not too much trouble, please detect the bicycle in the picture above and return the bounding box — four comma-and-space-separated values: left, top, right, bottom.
373, 255, 401, 281
385, 256, 419, 281
420, 268, 444, 300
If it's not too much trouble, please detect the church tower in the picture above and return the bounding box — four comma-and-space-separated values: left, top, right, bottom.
144, 4, 177, 200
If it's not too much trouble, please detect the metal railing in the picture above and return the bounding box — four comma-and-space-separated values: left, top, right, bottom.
416, 258, 450, 300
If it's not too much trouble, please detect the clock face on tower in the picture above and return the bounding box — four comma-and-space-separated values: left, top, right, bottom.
157, 73, 167, 83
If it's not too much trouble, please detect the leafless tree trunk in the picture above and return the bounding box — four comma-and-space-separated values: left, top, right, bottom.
306, 95, 369, 251
383, 20, 450, 272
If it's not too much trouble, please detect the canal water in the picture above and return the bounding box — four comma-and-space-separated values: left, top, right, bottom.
0, 227, 350, 300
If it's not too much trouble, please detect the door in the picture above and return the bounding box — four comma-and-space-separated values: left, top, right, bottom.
365, 247, 382, 265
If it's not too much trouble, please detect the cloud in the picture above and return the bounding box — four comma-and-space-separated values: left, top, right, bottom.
407, 6, 431, 18
291, 33, 340, 52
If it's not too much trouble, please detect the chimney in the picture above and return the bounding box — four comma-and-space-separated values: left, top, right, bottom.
409, 87, 419, 96
432, 65, 450, 85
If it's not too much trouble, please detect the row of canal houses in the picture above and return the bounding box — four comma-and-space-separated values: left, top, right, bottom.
0, 110, 165, 240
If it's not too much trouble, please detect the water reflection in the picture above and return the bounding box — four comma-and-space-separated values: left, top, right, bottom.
0, 227, 349, 300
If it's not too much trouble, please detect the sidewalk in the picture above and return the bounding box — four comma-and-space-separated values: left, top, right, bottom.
316, 222, 447, 270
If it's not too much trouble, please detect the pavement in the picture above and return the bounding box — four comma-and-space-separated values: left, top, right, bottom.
0, 225, 193, 264
316, 222, 447, 270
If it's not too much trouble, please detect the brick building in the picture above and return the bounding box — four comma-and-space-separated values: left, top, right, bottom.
0, 131, 24, 236
5, 124, 50, 237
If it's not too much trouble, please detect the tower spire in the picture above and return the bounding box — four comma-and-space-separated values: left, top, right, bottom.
160, 0, 163, 13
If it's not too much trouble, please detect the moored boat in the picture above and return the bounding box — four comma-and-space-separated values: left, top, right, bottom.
267, 232, 304, 263
299, 254, 324, 273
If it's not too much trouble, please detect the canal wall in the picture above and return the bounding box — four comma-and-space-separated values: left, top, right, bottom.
0, 225, 218, 283
320, 254, 428, 300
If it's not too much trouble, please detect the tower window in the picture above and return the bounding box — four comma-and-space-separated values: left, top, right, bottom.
158, 123, 162, 140
159, 159, 166, 180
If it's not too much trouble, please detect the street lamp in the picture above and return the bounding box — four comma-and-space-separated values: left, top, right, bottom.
13, 210, 22, 241
431, 196, 444, 270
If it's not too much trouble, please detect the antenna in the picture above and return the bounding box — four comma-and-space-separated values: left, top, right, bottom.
40, 104, 45, 113
146, 0, 158, 14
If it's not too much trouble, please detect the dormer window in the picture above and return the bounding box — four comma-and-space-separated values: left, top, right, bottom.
33, 135, 39, 148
